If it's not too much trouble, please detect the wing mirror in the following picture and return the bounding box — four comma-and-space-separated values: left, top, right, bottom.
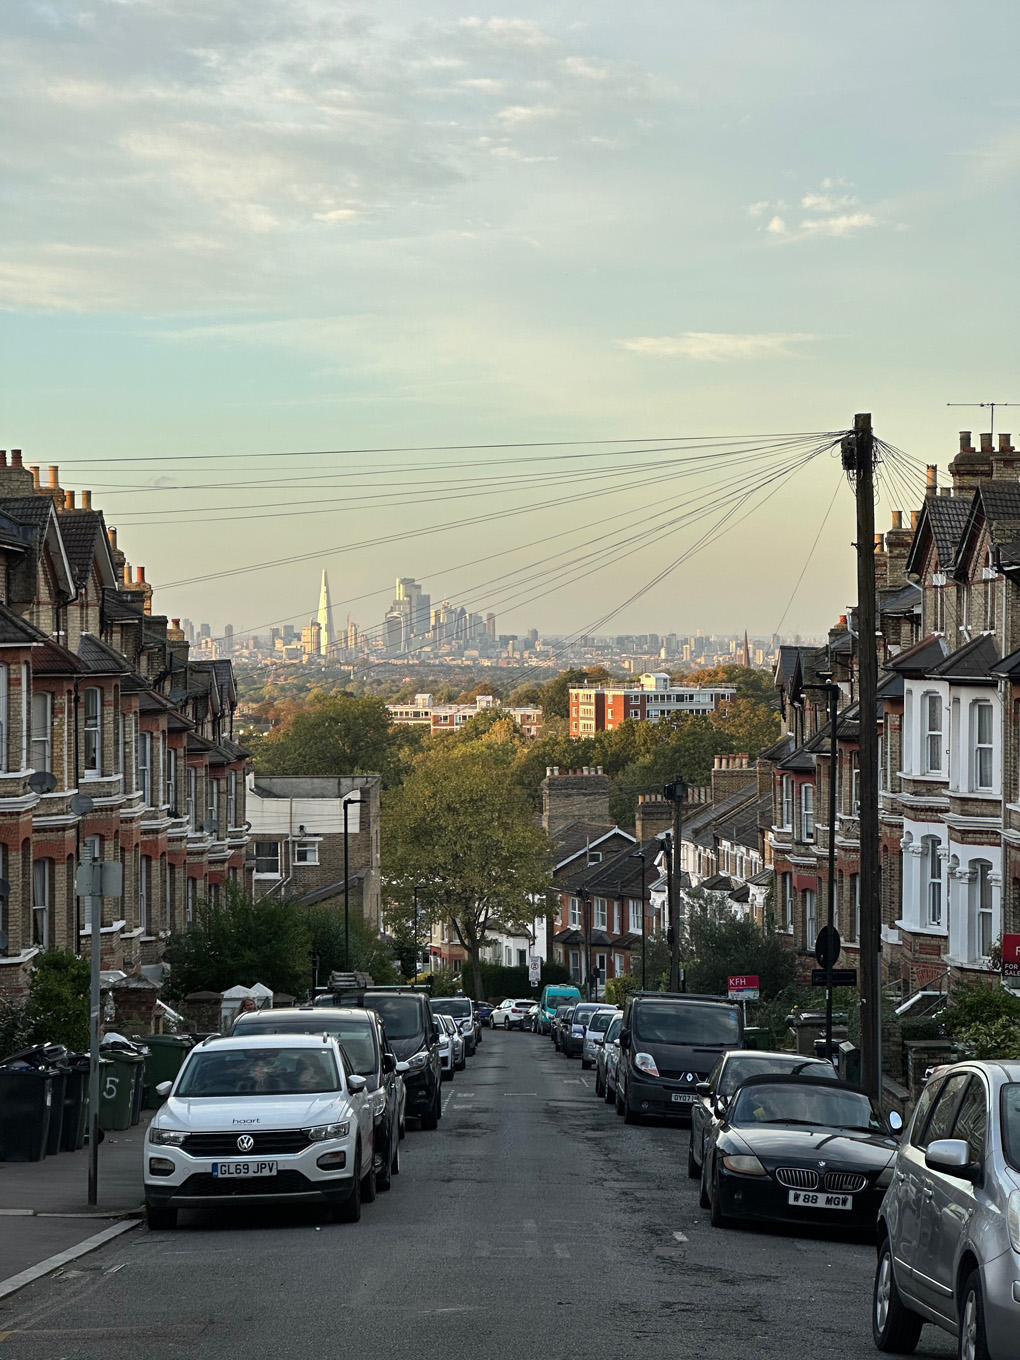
619, 1029, 631, 1050
924, 1138, 980, 1181
395, 1061, 410, 1075
155, 1080, 173, 1097
695, 1081, 711, 1098
888, 1110, 903, 1133
347, 1074, 368, 1094
382, 1052, 396, 1074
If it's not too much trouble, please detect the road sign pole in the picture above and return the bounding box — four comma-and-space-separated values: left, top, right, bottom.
87, 868, 101, 1207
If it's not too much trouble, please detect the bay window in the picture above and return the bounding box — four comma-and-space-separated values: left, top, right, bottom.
83, 687, 102, 775
922, 692, 943, 774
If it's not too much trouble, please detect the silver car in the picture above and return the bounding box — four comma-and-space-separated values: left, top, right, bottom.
437, 1013, 465, 1074
596, 1013, 624, 1103
582, 1007, 619, 1070
873, 1059, 1020, 1360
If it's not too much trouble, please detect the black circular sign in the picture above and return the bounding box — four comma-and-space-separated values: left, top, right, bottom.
814, 924, 842, 970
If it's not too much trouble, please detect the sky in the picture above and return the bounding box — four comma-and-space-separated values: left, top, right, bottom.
2, 0, 1019, 645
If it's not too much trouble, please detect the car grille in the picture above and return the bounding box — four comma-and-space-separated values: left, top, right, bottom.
178, 1170, 314, 1197
775, 1167, 819, 1190
181, 1131, 312, 1157
657, 1070, 697, 1082
823, 1171, 868, 1194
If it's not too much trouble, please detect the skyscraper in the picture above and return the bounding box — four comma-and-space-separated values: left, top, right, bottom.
317, 570, 334, 655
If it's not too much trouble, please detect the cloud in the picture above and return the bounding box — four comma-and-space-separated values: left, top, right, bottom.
767, 215, 788, 235
749, 179, 881, 241
620, 332, 812, 362
800, 211, 876, 237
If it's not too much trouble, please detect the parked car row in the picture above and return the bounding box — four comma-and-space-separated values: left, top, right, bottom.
143, 989, 484, 1229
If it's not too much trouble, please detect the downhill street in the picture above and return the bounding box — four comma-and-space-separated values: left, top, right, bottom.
0, 1031, 953, 1360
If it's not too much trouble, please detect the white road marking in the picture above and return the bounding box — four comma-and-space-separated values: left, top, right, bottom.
673, 1232, 689, 1243
553, 1244, 572, 1259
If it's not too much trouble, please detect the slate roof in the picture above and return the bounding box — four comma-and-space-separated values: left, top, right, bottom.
0, 603, 48, 646
758, 733, 795, 764
31, 639, 88, 675
925, 495, 970, 569
702, 873, 735, 891
551, 820, 633, 867
884, 633, 951, 678
57, 512, 108, 591
579, 837, 660, 898
78, 633, 131, 674
880, 582, 923, 617
102, 590, 145, 624
927, 633, 1000, 683
778, 745, 816, 773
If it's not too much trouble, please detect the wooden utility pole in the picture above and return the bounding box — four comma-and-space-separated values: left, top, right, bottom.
664, 779, 685, 991
843, 413, 882, 1098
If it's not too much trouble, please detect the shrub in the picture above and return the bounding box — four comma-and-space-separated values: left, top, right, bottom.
941, 979, 1020, 1041
460, 959, 570, 1001
26, 951, 91, 1053
605, 973, 641, 1008
0, 993, 32, 1062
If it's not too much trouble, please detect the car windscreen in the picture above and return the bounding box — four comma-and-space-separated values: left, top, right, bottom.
232, 1017, 377, 1075
588, 1011, 615, 1034
1002, 1084, 1020, 1171
177, 1047, 341, 1097
632, 1001, 741, 1046
730, 1082, 885, 1133
720, 1055, 838, 1096
361, 996, 424, 1041
606, 1016, 622, 1042
573, 1005, 600, 1022
431, 1000, 471, 1018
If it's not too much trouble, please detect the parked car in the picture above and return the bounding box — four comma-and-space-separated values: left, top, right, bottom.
329, 989, 444, 1130
538, 983, 582, 1035
873, 1059, 1020, 1360
523, 1003, 541, 1032
475, 1001, 494, 1029
144, 1033, 375, 1228
596, 1013, 624, 1101
431, 997, 479, 1055
437, 1012, 465, 1074
552, 1004, 576, 1051
491, 998, 535, 1031
699, 1072, 901, 1232
688, 1050, 839, 1179
561, 1002, 606, 1059
232, 1005, 403, 1190
581, 1007, 619, 1070
616, 992, 743, 1123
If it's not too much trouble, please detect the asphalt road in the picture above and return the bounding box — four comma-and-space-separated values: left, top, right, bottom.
0, 1030, 955, 1359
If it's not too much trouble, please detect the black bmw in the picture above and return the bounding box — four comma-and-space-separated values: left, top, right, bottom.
699, 1073, 902, 1233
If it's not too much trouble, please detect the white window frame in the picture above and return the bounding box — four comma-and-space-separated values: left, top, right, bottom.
781, 775, 793, 828
594, 897, 608, 930
139, 854, 151, 934
569, 896, 581, 929
781, 872, 793, 932
208, 777, 219, 830
254, 840, 281, 877
186, 876, 196, 925
850, 872, 861, 942
166, 746, 176, 814
629, 899, 642, 933
32, 858, 50, 948
138, 730, 152, 805
294, 839, 319, 865
187, 767, 198, 830
227, 770, 237, 827
83, 686, 102, 776
924, 837, 942, 927
971, 860, 994, 960
20, 663, 29, 770
30, 690, 51, 777
922, 691, 943, 774
800, 783, 815, 843
973, 700, 994, 792
804, 888, 817, 949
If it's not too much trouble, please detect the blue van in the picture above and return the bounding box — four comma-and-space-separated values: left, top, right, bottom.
538, 983, 582, 1035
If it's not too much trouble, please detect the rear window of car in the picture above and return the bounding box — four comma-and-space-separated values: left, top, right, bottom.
432, 1000, 472, 1018
588, 1011, 615, 1034
719, 1055, 838, 1096
1001, 1084, 1020, 1172
178, 1047, 341, 1097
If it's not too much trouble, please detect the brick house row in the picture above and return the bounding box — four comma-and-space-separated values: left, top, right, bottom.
0, 453, 250, 993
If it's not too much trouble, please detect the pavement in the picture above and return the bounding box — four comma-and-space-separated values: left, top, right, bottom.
0, 1115, 147, 1290
0, 1034, 956, 1359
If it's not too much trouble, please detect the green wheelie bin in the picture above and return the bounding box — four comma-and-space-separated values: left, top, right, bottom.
140, 1034, 193, 1108
98, 1052, 142, 1131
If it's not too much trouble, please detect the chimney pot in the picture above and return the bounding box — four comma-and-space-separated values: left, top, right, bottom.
925, 465, 937, 494
28, 465, 40, 489
959, 431, 973, 453
48, 466, 59, 489
839, 613, 848, 626
124, 562, 131, 585
0, 451, 6, 468
999, 433, 1014, 452
596, 765, 603, 775
875, 532, 884, 550
911, 510, 921, 528
81, 490, 92, 510
10, 450, 22, 468
107, 526, 117, 550
981, 432, 993, 453
892, 509, 903, 529
137, 566, 146, 584
172, 618, 180, 628
64, 490, 75, 510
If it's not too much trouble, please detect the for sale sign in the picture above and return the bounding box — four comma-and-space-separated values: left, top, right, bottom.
1001, 933, 1020, 978
728, 974, 760, 1001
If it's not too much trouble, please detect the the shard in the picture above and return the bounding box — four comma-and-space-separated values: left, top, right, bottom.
317, 570, 334, 654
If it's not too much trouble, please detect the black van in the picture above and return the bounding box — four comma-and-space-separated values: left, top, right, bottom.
323, 989, 444, 1130
616, 992, 743, 1124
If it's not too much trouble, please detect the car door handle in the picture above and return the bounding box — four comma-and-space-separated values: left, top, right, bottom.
922, 1187, 934, 1201
894, 1171, 906, 1183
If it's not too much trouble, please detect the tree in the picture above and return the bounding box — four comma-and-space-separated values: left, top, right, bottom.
709, 696, 781, 760
304, 906, 401, 985
385, 738, 553, 998
26, 950, 91, 1052
608, 714, 734, 824
163, 887, 313, 999
680, 889, 796, 1000
254, 693, 418, 786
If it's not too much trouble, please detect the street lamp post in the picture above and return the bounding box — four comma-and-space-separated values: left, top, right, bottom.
579, 888, 592, 1000
631, 850, 647, 989
801, 678, 840, 1061
343, 791, 369, 973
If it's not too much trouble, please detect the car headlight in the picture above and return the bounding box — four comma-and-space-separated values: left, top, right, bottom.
875, 1163, 896, 1189
149, 1126, 187, 1146
634, 1052, 659, 1077
405, 1051, 429, 1070
304, 1121, 350, 1142
722, 1154, 767, 1176
1008, 1190, 1020, 1254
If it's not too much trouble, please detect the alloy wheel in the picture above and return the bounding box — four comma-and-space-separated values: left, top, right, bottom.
960, 1290, 978, 1360
874, 1253, 891, 1335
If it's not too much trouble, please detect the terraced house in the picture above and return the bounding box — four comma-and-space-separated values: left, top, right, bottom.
0, 452, 250, 994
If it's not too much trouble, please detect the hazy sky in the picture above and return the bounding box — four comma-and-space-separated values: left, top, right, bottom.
3, 1, 1018, 645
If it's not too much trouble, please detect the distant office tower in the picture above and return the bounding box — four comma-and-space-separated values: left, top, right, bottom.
283, 623, 296, 641
347, 620, 358, 650
199, 622, 211, 639
384, 611, 403, 655
182, 618, 196, 644
486, 612, 496, 639
301, 619, 321, 659
316, 571, 334, 655
223, 624, 234, 654
394, 577, 430, 636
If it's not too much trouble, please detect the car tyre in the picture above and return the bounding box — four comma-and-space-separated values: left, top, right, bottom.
604, 1078, 614, 1106
420, 1088, 440, 1130
504, 1018, 510, 1030
709, 1165, 729, 1229
615, 1082, 625, 1117
873, 1236, 922, 1354
361, 1155, 377, 1204
623, 1093, 640, 1125
391, 1138, 400, 1176
957, 1270, 990, 1360
687, 1135, 700, 1179
333, 1147, 362, 1223
376, 1132, 392, 1192
581, 1058, 592, 1071
699, 1158, 711, 1210
594, 1068, 604, 1097
146, 1203, 177, 1230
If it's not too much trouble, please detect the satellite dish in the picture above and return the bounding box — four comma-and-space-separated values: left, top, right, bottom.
202, 819, 218, 835
0, 879, 9, 899
28, 770, 57, 795
70, 793, 95, 816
